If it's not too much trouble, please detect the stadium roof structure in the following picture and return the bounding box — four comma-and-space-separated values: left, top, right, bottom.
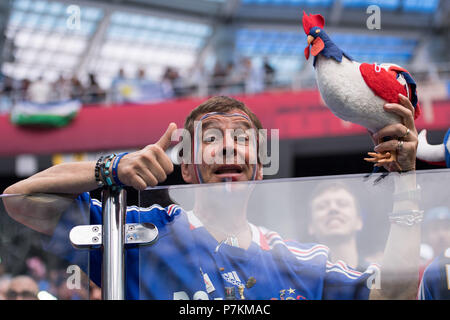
0, 0, 448, 87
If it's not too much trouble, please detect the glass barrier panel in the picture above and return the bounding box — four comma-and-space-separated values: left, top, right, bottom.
0, 193, 95, 300
2, 168, 448, 300
135, 169, 450, 300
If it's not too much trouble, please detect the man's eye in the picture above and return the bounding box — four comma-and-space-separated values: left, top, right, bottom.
337, 199, 349, 207
204, 136, 217, 143
314, 201, 328, 211
234, 134, 249, 143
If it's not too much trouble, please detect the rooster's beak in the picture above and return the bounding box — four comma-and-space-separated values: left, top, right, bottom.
307, 35, 314, 45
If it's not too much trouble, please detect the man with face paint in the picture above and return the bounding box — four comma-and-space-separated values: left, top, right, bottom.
3, 96, 422, 300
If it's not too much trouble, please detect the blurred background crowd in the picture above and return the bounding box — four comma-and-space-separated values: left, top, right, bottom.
0, 0, 448, 114
0, 56, 276, 110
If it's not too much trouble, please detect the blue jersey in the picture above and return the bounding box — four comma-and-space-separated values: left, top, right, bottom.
419, 249, 450, 300
46, 192, 378, 300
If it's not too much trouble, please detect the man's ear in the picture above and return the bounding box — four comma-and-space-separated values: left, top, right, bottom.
355, 215, 363, 232
255, 164, 264, 180
181, 163, 195, 184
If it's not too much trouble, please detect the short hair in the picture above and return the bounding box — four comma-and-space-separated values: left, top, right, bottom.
307, 181, 362, 222
184, 96, 263, 136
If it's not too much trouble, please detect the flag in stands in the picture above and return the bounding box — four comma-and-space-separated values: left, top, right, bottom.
10, 99, 82, 127
113, 79, 173, 104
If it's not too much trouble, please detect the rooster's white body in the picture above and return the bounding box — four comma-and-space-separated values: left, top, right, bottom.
315, 55, 402, 133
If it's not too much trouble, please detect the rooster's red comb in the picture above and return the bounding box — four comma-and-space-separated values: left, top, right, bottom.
302, 11, 325, 35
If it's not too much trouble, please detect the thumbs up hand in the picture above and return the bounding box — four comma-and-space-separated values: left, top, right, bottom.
117, 123, 177, 190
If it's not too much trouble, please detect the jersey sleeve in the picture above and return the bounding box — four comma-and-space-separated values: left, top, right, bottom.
280, 239, 379, 300
323, 260, 380, 300
42, 193, 183, 291
419, 252, 450, 300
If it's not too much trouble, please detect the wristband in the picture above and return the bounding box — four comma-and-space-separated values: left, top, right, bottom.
111, 152, 128, 187
101, 154, 116, 187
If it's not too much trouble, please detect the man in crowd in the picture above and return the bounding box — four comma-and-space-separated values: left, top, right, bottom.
307, 181, 383, 271
419, 206, 450, 300
3, 95, 422, 300
5, 275, 39, 300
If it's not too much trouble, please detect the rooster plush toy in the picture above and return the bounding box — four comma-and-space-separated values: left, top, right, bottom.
302, 12, 421, 169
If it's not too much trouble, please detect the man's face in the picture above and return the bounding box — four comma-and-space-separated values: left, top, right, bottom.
181, 110, 263, 184
424, 220, 450, 256
308, 188, 362, 241
6, 277, 38, 300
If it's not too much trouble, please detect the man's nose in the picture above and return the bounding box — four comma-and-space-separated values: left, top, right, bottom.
327, 202, 341, 215
327, 208, 340, 216
222, 134, 236, 158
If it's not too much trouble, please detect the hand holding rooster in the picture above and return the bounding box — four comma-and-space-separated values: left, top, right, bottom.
367, 93, 418, 172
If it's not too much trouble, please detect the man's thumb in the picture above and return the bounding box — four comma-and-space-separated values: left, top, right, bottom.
155, 122, 177, 151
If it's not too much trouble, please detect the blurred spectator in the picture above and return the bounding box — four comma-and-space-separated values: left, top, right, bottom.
307, 181, 381, 270
222, 62, 241, 94
263, 57, 276, 86
421, 206, 450, 267
111, 68, 127, 103
84, 73, 105, 104
115, 68, 126, 83
27, 76, 52, 104
19, 79, 31, 99
1, 76, 14, 98
0, 276, 11, 300
69, 76, 84, 100
137, 68, 146, 82
211, 61, 227, 93
232, 57, 264, 94
53, 75, 72, 101
242, 57, 264, 94
187, 65, 208, 97
47, 269, 62, 298
5, 275, 39, 300
0, 76, 14, 113
26, 256, 49, 292
225, 62, 234, 78
220, 61, 244, 94
161, 66, 182, 97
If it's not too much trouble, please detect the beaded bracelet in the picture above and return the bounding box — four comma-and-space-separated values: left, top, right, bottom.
102, 154, 117, 187
95, 153, 129, 189
94, 155, 105, 187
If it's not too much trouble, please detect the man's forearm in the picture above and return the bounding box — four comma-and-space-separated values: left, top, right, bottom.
2, 161, 99, 235
370, 172, 421, 300
3, 161, 98, 196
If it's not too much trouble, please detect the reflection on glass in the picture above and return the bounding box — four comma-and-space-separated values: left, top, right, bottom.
0, 193, 91, 300
1, 169, 449, 300
132, 170, 443, 300
419, 206, 450, 299
306, 181, 382, 271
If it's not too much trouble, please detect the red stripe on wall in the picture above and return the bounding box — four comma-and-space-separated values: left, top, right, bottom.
1, 90, 449, 156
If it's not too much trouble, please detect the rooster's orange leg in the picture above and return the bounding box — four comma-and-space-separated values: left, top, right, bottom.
364, 151, 397, 166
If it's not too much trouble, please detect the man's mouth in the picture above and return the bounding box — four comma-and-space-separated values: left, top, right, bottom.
213, 165, 244, 177
326, 217, 346, 227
